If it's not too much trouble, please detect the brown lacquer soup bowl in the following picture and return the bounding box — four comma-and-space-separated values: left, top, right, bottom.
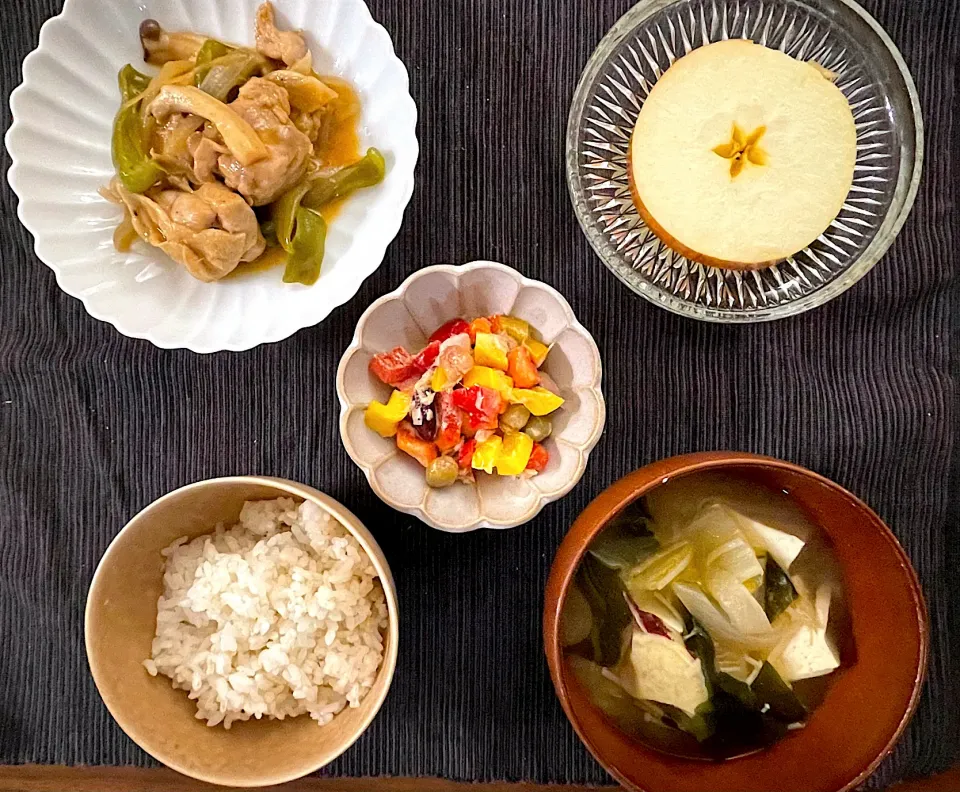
544, 452, 928, 792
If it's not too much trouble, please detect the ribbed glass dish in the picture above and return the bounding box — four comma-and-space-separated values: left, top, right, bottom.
566, 0, 922, 322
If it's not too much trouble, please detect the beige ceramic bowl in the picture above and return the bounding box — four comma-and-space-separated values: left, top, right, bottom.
84, 477, 399, 788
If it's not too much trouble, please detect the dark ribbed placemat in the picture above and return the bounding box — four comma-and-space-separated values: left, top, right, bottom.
1, 0, 957, 787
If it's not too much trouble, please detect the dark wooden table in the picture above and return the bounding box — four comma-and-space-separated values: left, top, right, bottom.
2, 766, 960, 792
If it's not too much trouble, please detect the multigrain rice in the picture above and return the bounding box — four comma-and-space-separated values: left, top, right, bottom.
144, 498, 387, 728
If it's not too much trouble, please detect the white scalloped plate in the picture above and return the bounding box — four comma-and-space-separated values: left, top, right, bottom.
337, 261, 607, 532
6, 0, 418, 352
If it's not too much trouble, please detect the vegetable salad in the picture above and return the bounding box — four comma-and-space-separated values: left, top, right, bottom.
365, 315, 564, 487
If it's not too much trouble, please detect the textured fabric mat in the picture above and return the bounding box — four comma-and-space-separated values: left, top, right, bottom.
1, 0, 958, 786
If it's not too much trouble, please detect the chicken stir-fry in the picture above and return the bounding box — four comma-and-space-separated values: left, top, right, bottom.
102, 1, 385, 285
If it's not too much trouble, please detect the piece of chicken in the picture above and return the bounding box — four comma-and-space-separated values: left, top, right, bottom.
189, 133, 229, 183
151, 113, 206, 181
102, 180, 265, 282
291, 108, 327, 145
217, 78, 312, 206
255, 2, 308, 66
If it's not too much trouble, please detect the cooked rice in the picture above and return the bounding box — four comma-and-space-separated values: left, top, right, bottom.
144, 497, 387, 728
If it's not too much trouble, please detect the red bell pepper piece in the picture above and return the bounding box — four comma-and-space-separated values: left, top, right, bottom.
526, 442, 549, 472
369, 347, 415, 386
410, 341, 441, 376
429, 318, 471, 344
458, 438, 477, 469
451, 385, 502, 430
434, 391, 462, 452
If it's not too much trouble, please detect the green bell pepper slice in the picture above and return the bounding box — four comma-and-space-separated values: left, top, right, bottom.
118, 63, 152, 102
301, 148, 386, 209
282, 207, 327, 286
193, 39, 233, 86
272, 181, 312, 252
112, 65, 165, 193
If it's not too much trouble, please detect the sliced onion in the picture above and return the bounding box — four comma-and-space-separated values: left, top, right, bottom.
263, 70, 338, 112
653, 590, 687, 635
288, 51, 314, 76
705, 534, 763, 583
624, 586, 687, 636
626, 542, 693, 591
673, 581, 778, 650
110, 204, 139, 252
814, 584, 833, 629
706, 570, 772, 635
715, 644, 763, 683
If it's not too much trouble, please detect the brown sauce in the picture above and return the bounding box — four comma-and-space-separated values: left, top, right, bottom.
317, 77, 362, 168
315, 77, 361, 224
233, 245, 288, 277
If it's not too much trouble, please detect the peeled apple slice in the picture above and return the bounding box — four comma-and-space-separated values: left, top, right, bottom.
628, 39, 857, 269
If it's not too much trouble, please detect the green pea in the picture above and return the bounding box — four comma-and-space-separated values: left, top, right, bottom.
499, 403, 531, 433
426, 456, 459, 488
523, 416, 552, 443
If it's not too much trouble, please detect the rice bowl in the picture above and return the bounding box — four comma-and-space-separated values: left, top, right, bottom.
85, 476, 398, 787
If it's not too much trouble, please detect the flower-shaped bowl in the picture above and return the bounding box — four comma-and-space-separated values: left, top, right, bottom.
337, 261, 606, 532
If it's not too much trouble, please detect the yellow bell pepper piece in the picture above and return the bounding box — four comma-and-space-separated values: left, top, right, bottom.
495, 315, 530, 343
509, 386, 564, 416
473, 332, 509, 371
462, 366, 514, 399
431, 366, 449, 391
523, 337, 550, 367
364, 390, 412, 437
471, 435, 503, 474
495, 431, 533, 475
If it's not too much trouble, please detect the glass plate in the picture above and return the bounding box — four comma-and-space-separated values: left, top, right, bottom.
566, 0, 923, 322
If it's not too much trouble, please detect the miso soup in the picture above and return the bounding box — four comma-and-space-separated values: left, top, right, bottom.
560, 471, 849, 760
